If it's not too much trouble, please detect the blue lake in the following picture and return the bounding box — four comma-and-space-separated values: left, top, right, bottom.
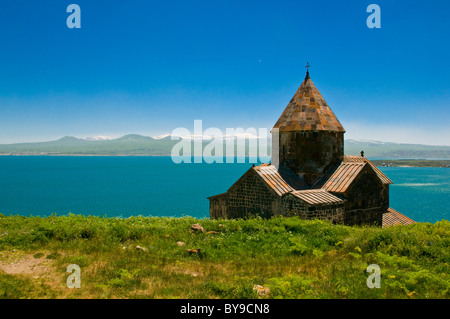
0, 156, 448, 223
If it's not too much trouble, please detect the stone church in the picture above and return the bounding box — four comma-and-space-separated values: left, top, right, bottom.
208, 69, 415, 227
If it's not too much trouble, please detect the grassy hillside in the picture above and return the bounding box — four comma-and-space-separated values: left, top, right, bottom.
0, 215, 448, 299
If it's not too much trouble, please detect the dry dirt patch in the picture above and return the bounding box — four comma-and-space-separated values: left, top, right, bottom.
0, 251, 53, 279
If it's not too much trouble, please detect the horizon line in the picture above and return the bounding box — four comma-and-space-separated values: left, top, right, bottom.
0, 134, 450, 148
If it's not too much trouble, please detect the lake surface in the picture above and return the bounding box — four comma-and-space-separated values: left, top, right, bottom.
0, 156, 448, 223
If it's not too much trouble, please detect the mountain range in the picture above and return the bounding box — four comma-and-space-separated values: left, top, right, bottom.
0, 134, 449, 158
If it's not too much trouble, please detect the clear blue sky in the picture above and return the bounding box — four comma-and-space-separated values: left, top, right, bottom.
0, 0, 449, 145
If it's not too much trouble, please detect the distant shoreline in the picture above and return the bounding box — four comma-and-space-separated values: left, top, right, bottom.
0, 154, 449, 167
0, 154, 167, 157
369, 159, 449, 168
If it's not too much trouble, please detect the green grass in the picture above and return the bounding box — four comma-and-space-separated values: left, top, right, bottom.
0, 214, 448, 299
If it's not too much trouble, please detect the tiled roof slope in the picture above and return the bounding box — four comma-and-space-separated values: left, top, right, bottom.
344, 156, 393, 184
253, 158, 390, 199
383, 207, 416, 227
321, 162, 366, 193
315, 156, 392, 193
273, 72, 345, 132
289, 189, 344, 205
253, 164, 306, 196
253, 165, 343, 204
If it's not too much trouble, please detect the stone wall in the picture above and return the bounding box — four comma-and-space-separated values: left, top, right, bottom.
342, 167, 388, 226
278, 131, 344, 185
224, 170, 278, 219
344, 207, 382, 226
209, 193, 228, 219
280, 194, 345, 224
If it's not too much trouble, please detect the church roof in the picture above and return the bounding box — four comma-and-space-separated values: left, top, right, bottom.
253, 164, 306, 196
343, 156, 393, 184
383, 207, 415, 227
318, 156, 393, 193
252, 164, 343, 204
273, 72, 345, 132
248, 155, 391, 199
321, 162, 366, 193
289, 189, 344, 205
